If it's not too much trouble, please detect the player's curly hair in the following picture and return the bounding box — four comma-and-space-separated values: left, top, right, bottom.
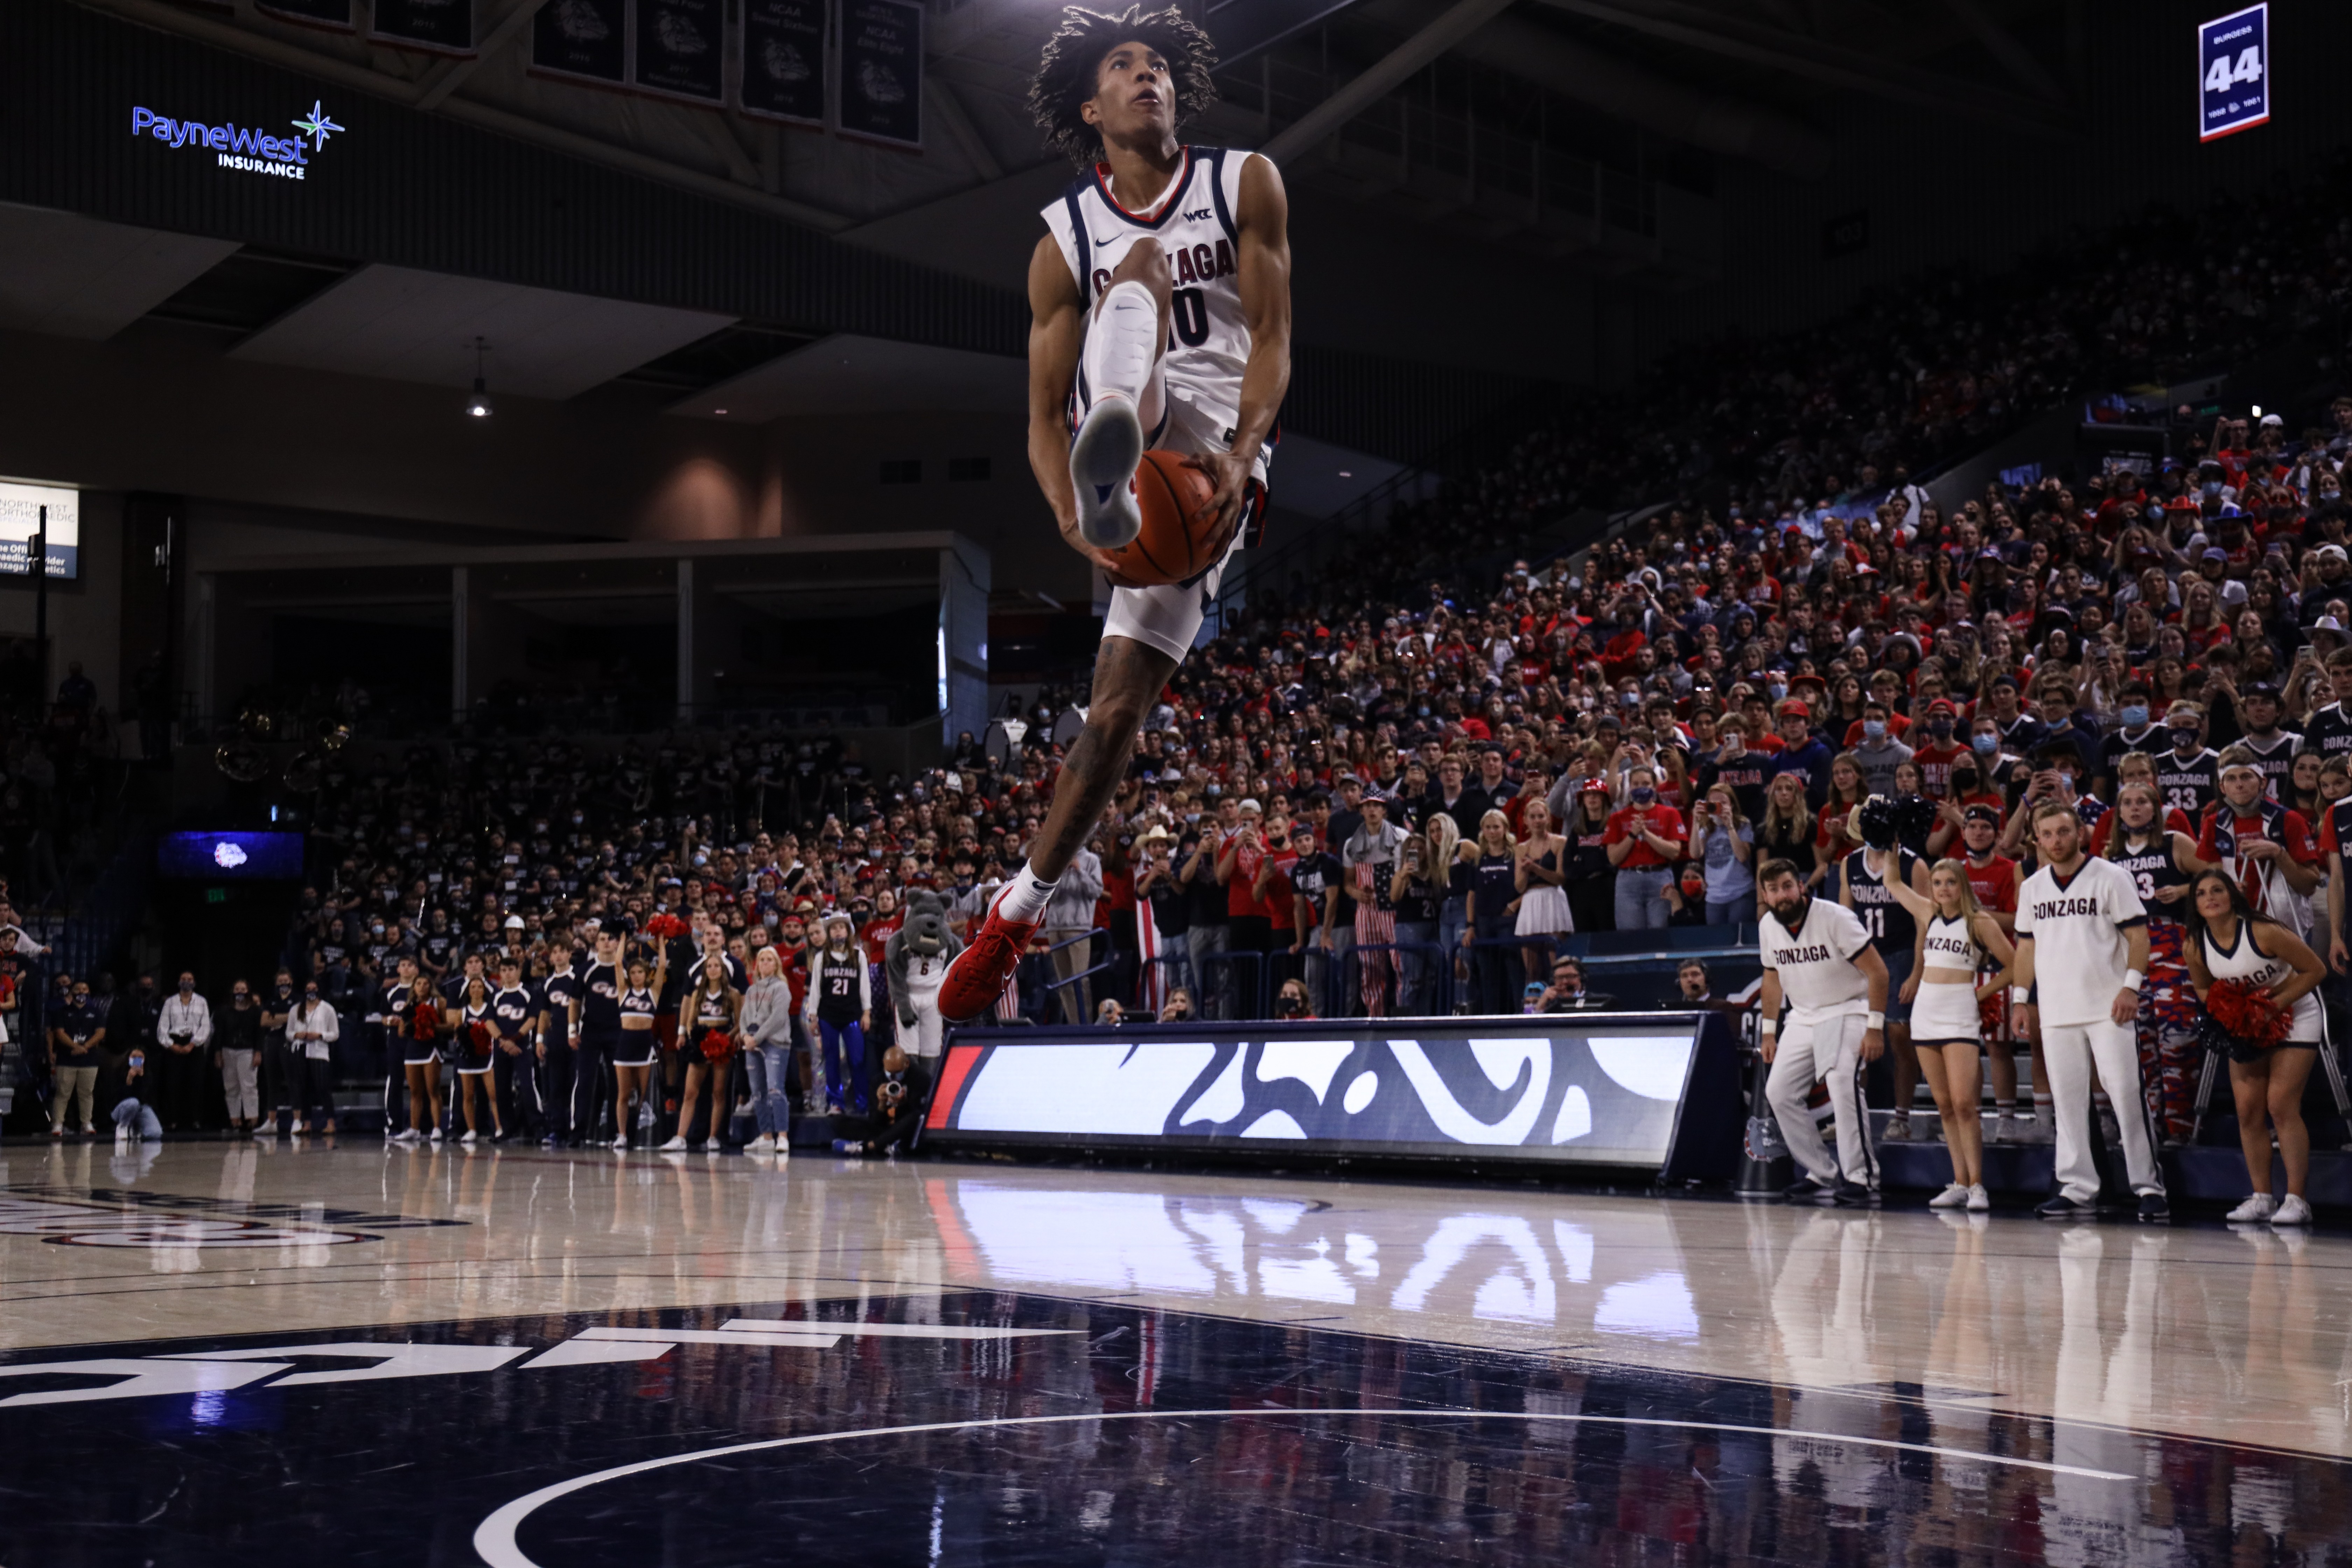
1027, 5, 1218, 167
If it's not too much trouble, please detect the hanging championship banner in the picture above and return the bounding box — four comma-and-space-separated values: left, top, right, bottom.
533, 0, 628, 86
255, 0, 353, 28
634, 0, 724, 103
372, 0, 475, 53
741, 0, 826, 126
838, 0, 921, 149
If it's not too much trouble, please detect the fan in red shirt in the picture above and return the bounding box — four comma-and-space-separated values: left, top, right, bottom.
1603, 768, 1686, 870
1909, 697, 1969, 799
1955, 806, 2018, 924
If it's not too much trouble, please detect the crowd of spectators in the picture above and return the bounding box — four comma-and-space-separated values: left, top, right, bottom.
23, 171, 2352, 1165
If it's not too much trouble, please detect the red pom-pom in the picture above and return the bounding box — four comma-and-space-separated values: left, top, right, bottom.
2207, 976, 2292, 1048
699, 1029, 734, 1062
645, 914, 690, 940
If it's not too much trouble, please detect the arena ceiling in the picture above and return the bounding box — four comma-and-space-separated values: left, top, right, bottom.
73, 0, 2078, 267
36, 0, 2079, 448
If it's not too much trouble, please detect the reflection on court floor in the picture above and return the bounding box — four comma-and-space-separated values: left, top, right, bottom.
0, 1144, 2345, 1563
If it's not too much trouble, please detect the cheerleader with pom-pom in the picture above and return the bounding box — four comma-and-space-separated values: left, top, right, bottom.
2185, 869, 2328, 1226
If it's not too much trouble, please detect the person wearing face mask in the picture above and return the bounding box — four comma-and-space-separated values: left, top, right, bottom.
109, 974, 163, 1094
2154, 702, 2220, 824
258, 971, 296, 1138
286, 980, 340, 1135
216, 979, 262, 1138
1907, 698, 1967, 802
1848, 700, 1913, 799
47, 979, 106, 1139
2095, 682, 2165, 803
1604, 765, 1686, 932
154, 972, 214, 1134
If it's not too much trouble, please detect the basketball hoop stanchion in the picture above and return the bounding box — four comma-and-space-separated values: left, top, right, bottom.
1735, 1034, 1791, 1198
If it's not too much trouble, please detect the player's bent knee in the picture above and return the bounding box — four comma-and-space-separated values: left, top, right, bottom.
1109, 242, 1172, 294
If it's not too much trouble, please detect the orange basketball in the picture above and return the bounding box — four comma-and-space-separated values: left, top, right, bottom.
1100, 450, 1222, 587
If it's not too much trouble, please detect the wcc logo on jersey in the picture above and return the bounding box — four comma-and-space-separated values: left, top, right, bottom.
128, 98, 345, 182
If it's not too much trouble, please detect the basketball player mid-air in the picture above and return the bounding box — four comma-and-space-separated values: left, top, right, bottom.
940, 5, 1292, 1020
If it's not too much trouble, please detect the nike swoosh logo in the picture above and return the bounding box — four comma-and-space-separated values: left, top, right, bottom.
1094, 235, 1122, 245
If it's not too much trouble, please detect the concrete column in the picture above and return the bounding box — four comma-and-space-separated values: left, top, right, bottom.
450, 565, 469, 726
191, 571, 215, 729
676, 556, 695, 724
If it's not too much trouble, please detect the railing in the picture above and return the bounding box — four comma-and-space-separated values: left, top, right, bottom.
29, 830, 155, 985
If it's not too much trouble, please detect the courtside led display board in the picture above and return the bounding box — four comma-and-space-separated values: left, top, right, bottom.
925, 1015, 1742, 1180
157, 832, 306, 880
2199, 5, 2268, 142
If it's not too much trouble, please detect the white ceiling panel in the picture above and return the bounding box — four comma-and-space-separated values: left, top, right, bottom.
230, 264, 735, 399
0, 203, 241, 340
677, 333, 1026, 422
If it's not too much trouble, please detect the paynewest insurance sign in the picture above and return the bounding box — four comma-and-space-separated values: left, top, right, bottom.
128, 98, 345, 181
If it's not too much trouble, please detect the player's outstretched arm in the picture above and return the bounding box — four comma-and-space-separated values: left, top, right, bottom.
1027, 234, 1119, 576
1189, 154, 1292, 536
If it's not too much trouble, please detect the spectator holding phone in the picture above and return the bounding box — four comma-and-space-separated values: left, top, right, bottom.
112, 1046, 161, 1143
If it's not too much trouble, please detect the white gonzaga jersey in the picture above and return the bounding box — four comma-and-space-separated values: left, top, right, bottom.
1043, 145, 1269, 470
2014, 856, 2146, 1027
1920, 911, 1981, 971
2197, 918, 2325, 1041
1760, 898, 1873, 1023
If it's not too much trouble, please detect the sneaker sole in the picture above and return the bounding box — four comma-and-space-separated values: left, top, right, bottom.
1070, 400, 1143, 550
938, 947, 1018, 1022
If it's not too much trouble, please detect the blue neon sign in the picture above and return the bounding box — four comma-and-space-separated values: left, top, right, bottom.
128, 98, 345, 181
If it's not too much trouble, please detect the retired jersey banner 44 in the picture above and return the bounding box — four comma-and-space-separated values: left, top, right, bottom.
2198, 5, 2268, 142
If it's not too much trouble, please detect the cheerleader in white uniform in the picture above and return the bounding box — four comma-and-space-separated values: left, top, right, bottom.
1886, 858, 2015, 1210
2184, 868, 2326, 1226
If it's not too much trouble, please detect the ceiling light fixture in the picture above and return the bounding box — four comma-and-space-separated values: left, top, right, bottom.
465, 336, 493, 418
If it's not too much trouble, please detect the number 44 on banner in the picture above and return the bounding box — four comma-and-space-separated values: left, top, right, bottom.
2198, 4, 2269, 142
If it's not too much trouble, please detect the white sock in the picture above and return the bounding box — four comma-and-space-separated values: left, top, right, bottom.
1082, 280, 1158, 410
997, 863, 1059, 923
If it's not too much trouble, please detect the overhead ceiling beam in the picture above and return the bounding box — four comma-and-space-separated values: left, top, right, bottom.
1261, 0, 1520, 166
1533, 0, 2076, 136
1357, 1, 1830, 178
925, 77, 1006, 182
1933, 0, 2067, 104
73, 0, 854, 230
930, 0, 1037, 58
414, 0, 549, 112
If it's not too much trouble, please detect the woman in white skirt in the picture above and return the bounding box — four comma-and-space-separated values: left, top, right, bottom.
1886, 857, 2014, 1210
1513, 798, 1573, 985
2184, 868, 2326, 1227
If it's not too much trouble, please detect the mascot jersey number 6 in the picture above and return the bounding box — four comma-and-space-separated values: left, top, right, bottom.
887, 891, 964, 1059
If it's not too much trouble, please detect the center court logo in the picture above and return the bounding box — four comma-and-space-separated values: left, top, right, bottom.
128, 97, 344, 182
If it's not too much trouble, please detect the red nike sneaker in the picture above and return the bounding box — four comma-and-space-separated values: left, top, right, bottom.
939, 892, 1042, 1021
